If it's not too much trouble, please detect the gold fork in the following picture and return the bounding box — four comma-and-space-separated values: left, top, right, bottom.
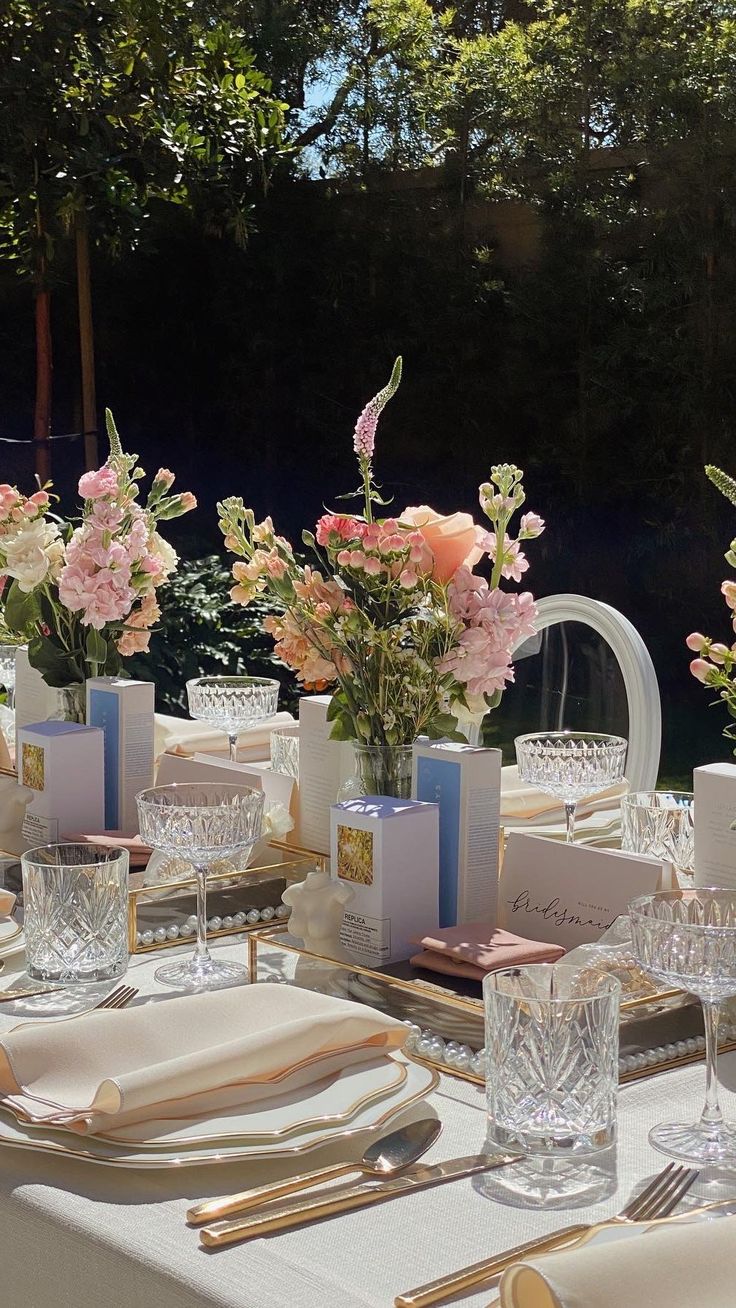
0, 981, 138, 1007
394, 1161, 699, 1307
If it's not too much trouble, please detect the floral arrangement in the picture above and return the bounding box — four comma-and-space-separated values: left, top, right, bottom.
0, 410, 196, 689
687, 465, 736, 749
218, 359, 544, 750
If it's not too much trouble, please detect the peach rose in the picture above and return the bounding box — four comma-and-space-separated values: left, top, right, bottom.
400, 505, 483, 584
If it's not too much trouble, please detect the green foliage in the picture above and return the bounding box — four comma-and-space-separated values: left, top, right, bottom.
0, 0, 288, 281
125, 555, 298, 716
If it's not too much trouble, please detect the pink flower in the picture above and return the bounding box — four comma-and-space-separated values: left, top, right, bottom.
690, 658, 714, 684
0, 485, 20, 519
153, 468, 175, 491
400, 506, 482, 584
78, 465, 119, 500
709, 643, 730, 664
180, 492, 197, 512
264, 549, 287, 579
439, 628, 516, 697
686, 632, 707, 652
29, 490, 50, 508
354, 405, 379, 460
519, 512, 545, 540
398, 567, 419, 589
722, 581, 736, 610
315, 514, 365, 547
485, 533, 529, 582
362, 556, 384, 577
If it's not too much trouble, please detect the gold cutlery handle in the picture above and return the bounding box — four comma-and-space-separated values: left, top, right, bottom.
393, 1224, 591, 1307
188, 1161, 354, 1224
200, 1184, 389, 1247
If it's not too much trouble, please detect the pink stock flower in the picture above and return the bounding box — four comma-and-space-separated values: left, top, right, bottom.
153, 468, 175, 491
439, 628, 516, 698
315, 514, 365, 547
117, 593, 161, 657
180, 492, 197, 512
484, 533, 529, 582
78, 465, 119, 500
519, 512, 545, 539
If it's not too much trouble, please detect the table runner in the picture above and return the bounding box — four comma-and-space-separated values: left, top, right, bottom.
0, 941, 733, 1308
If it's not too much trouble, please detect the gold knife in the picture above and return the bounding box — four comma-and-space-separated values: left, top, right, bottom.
199, 1152, 522, 1248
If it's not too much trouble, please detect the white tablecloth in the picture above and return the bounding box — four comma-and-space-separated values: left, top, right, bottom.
1, 941, 735, 1308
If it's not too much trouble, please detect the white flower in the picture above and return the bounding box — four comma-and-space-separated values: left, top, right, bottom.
263, 802, 294, 841
3, 518, 63, 592
150, 532, 178, 579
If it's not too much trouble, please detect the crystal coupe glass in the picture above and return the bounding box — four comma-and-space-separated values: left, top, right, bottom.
186, 675, 280, 763
136, 783, 264, 991
515, 731, 628, 842
630, 889, 736, 1163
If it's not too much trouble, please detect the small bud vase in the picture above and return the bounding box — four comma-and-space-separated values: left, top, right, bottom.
338, 744, 415, 802
48, 683, 86, 724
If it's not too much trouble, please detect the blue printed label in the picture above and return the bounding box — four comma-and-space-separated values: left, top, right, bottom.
87, 689, 119, 829
416, 755, 460, 927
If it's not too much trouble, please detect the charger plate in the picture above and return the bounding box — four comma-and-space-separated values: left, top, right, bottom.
0, 1055, 438, 1169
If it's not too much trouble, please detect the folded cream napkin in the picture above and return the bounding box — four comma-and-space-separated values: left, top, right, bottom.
500, 1216, 736, 1308
154, 711, 296, 764
410, 925, 565, 981
0, 985, 407, 1136
500, 765, 629, 824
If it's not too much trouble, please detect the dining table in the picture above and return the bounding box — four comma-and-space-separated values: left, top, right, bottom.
1, 937, 735, 1308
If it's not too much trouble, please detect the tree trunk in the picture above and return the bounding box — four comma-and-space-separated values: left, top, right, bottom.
75, 206, 98, 471
33, 283, 52, 485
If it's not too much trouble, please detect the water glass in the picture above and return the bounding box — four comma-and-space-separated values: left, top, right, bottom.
21, 843, 129, 983
269, 724, 300, 780
484, 964, 621, 1157
0, 641, 19, 711
621, 791, 694, 886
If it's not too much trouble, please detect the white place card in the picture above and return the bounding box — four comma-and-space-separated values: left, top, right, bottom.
499, 833, 668, 951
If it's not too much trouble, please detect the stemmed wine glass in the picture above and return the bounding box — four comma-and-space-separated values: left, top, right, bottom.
186, 675, 279, 763
136, 783, 264, 991
515, 731, 628, 843
630, 889, 736, 1163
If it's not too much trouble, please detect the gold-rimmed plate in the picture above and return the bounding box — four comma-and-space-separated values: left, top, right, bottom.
96, 1056, 408, 1147
0, 1056, 438, 1168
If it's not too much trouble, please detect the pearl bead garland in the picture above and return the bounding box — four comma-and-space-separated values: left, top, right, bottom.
135, 902, 291, 949
400, 1019, 736, 1082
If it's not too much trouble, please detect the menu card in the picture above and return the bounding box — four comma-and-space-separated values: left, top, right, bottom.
499, 833, 667, 951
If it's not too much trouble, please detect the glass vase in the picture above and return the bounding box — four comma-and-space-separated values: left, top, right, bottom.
338, 744, 415, 802
48, 684, 86, 724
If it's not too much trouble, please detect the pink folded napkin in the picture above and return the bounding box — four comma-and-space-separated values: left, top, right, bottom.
0, 888, 15, 917
410, 924, 565, 981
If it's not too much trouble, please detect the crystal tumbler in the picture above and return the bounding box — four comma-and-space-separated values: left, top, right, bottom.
484, 964, 621, 1157
621, 791, 694, 887
269, 724, 300, 780
22, 843, 129, 983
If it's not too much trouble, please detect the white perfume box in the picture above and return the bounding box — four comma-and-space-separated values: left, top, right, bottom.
13, 646, 58, 760
332, 796, 439, 966
297, 696, 354, 854
18, 720, 104, 844
694, 763, 736, 889
412, 739, 501, 927
86, 678, 155, 836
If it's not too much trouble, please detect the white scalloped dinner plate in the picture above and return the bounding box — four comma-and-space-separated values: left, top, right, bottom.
0, 1055, 438, 1168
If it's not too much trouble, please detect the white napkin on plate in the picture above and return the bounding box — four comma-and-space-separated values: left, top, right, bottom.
154, 711, 296, 764
500, 765, 628, 824
0, 984, 407, 1135
500, 1216, 736, 1308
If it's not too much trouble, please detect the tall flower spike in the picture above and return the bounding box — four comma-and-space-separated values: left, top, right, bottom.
353, 357, 403, 461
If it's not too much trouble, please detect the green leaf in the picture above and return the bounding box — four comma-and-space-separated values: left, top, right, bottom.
85, 628, 108, 665
3, 581, 38, 636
